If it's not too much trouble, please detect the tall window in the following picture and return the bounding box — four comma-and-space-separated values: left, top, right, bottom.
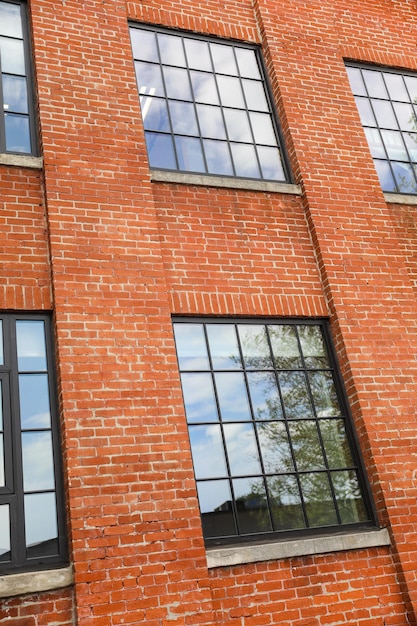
130, 25, 289, 182
173, 319, 374, 545
0, 315, 66, 572
0, 0, 36, 155
346, 63, 417, 194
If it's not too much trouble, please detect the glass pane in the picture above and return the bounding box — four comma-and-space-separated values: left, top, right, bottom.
392, 161, 417, 193
19, 374, 51, 428
362, 69, 388, 98
257, 421, 294, 473
0, 379, 2, 429
203, 139, 233, 175
298, 325, 329, 368
278, 371, 314, 419
268, 325, 301, 369
242, 79, 269, 112
130, 29, 158, 62
0, 435, 4, 487
169, 101, 198, 135
16, 320, 47, 371
189, 424, 227, 478
258, 146, 285, 181
180, 373, 218, 422
0, 321, 3, 365
22, 431, 55, 491
141, 97, 170, 132
224, 109, 252, 142
206, 324, 241, 369
309, 371, 341, 417
190, 71, 219, 105
355, 97, 376, 126
372, 100, 398, 130
24, 493, 58, 554
404, 133, 417, 162
233, 477, 272, 533
175, 136, 205, 173
247, 371, 283, 421
381, 129, 408, 161
0, 505, 10, 561
374, 159, 396, 192
158, 33, 186, 66
250, 112, 277, 146
223, 423, 261, 475
0, 2, 22, 38
197, 104, 226, 139
384, 73, 409, 102
145, 132, 176, 169
331, 470, 368, 524
300, 473, 338, 527
174, 323, 209, 370
215, 372, 251, 421
405, 76, 417, 103
198, 480, 236, 538
364, 127, 386, 159
4, 113, 30, 153
185, 39, 212, 71
163, 66, 192, 100
2, 74, 28, 113
210, 43, 238, 75
320, 419, 354, 468
135, 61, 165, 97
0, 37, 25, 74
217, 75, 244, 108
231, 143, 260, 178
267, 475, 305, 530
288, 420, 325, 471
393, 102, 416, 132
346, 67, 366, 96
236, 48, 260, 79
238, 324, 272, 369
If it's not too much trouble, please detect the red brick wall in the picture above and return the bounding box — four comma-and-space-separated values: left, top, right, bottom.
0, 587, 74, 625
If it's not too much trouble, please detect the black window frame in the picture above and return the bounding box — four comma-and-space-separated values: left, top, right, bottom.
173, 317, 377, 547
0, 313, 67, 574
0, 0, 38, 156
129, 23, 292, 184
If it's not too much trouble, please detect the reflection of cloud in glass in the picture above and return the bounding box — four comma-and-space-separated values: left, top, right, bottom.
223, 422, 261, 475
181, 373, 218, 422
189, 424, 226, 478
206, 324, 241, 369
0, 505, 10, 555
16, 321, 47, 371
215, 372, 251, 421
22, 431, 55, 491
24, 493, 57, 547
174, 323, 209, 370
19, 373, 51, 428
0, 3, 22, 38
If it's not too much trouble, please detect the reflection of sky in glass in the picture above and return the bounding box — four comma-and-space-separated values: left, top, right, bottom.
309, 371, 341, 417
0, 505, 10, 556
279, 371, 314, 419
239, 325, 272, 369
197, 479, 231, 513
0, 37, 25, 74
0, 3, 22, 38
130, 28, 158, 61
181, 373, 218, 422
268, 325, 300, 368
174, 323, 209, 370
0, 435, 4, 487
215, 372, 251, 421
257, 421, 293, 473
2, 75, 28, 113
19, 374, 51, 428
236, 48, 261, 79
185, 39, 212, 71
223, 423, 261, 475
189, 424, 227, 478
247, 371, 283, 421
210, 43, 238, 75
25, 493, 57, 548
158, 33, 186, 66
5, 114, 31, 153
206, 324, 241, 369
22, 431, 55, 491
16, 321, 47, 371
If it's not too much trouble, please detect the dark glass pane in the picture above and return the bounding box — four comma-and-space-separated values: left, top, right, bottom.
247, 371, 283, 421
374, 159, 396, 192
224, 109, 252, 142
24, 493, 58, 555
267, 475, 305, 530
279, 371, 314, 419
384, 73, 409, 102
0, 37, 25, 74
19, 374, 51, 429
180, 373, 218, 422
393, 102, 416, 132
257, 421, 294, 472
217, 75, 244, 108
320, 419, 354, 468
258, 146, 285, 181
190, 71, 219, 104
198, 480, 236, 538
405, 76, 417, 103
4, 113, 30, 153
231, 143, 260, 178
210, 43, 238, 75
372, 100, 398, 130
242, 79, 268, 111
362, 69, 388, 98
364, 127, 386, 159
206, 324, 241, 369
184, 39, 212, 71
309, 371, 341, 418
238, 324, 272, 369
0, 505, 10, 561
130, 28, 158, 62
174, 323, 209, 370
0, 435, 4, 487
16, 321, 47, 371
203, 139, 233, 175
215, 372, 251, 421
331, 470, 368, 524
236, 48, 260, 79
0, 2, 22, 38
163, 66, 192, 100
175, 136, 205, 172
189, 425, 227, 478
346, 67, 367, 96
300, 473, 338, 527
268, 325, 301, 369
381, 129, 408, 161
135, 61, 165, 97
197, 104, 226, 139
158, 33, 186, 66
145, 132, 176, 169
288, 421, 325, 471
3, 74, 28, 113
298, 325, 329, 368
404, 133, 417, 162
233, 477, 272, 533
223, 423, 261, 475
22, 432, 55, 492
392, 161, 417, 193
250, 112, 277, 146
355, 97, 376, 126
169, 101, 198, 135
140, 97, 170, 132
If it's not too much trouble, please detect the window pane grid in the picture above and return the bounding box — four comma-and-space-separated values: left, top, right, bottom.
174, 319, 372, 543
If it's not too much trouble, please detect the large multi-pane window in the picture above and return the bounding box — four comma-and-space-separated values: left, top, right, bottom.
346, 63, 417, 194
0, 315, 66, 572
173, 319, 374, 545
130, 25, 289, 182
0, 0, 36, 155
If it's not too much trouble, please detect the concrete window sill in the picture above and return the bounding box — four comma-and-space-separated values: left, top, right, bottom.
0, 565, 73, 598
206, 527, 390, 568
0, 154, 43, 169
384, 192, 417, 205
